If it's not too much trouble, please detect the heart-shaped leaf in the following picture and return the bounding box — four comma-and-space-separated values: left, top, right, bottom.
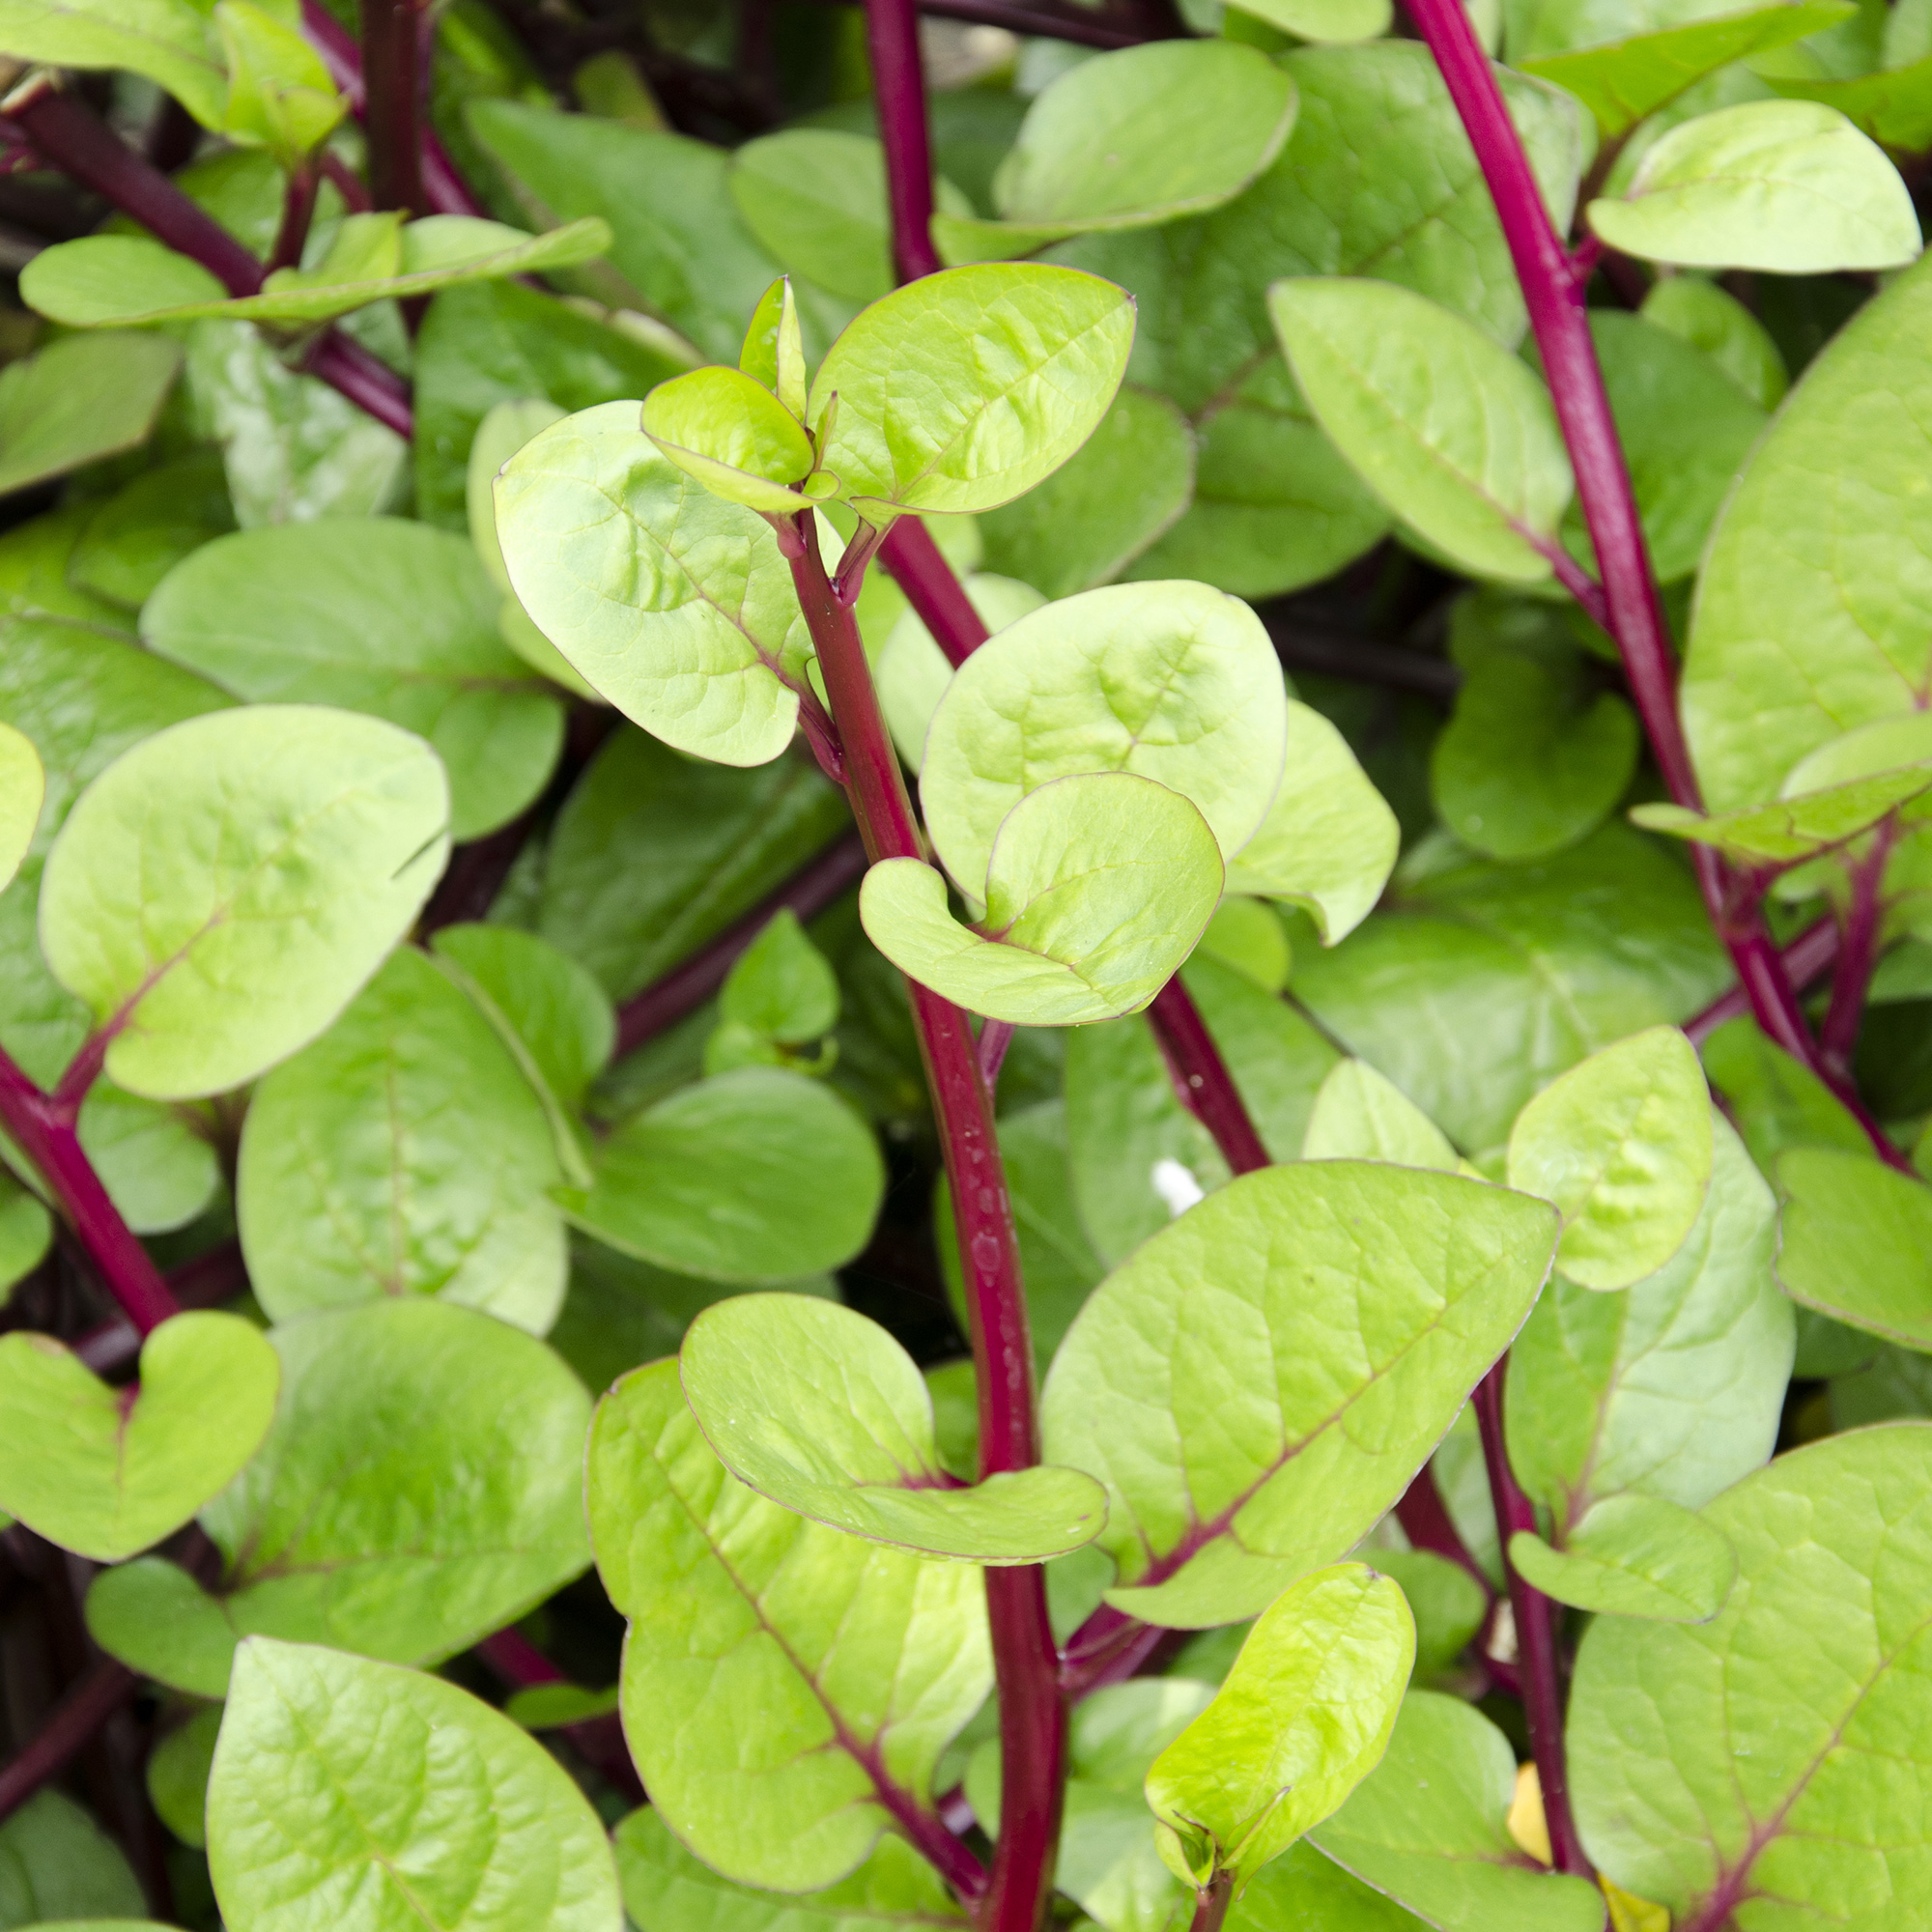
681, 1292, 1108, 1563
1510, 1492, 1737, 1621
0, 1311, 278, 1562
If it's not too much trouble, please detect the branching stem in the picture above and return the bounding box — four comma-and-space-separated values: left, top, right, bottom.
1685, 916, 1837, 1044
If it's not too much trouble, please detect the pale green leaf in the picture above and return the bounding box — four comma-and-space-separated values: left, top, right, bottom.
1510, 1492, 1736, 1620
1752, 45, 1932, 149
921, 580, 1288, 898
1148, 1565, 1413, 1890
878, 574, 1042, 773
741, 276, 809, 420
1040, 1161, 1558, 1626
0, 1312, 276, 1562
864, 774, 1223, 1026
148, 1703, 221, 1848
681, 1292, 1107, 1562
0, 0, 226, 127
216, 0, 344, 163
1230, 0, 1392, 43
1301, 1060, 1460, 1171
468, 397, 567, 595
0, 1790, 146, 1926
1270, 277, 1574, 586
1631, 762, 1932, 862
38, 705, 448, 1099
1638, 272, 1788, 408
587, 1358, 991, 1890
497, 402, 816, 766
0, 332, 182, 497
641, 363, 818, 512
0, 722, 42, 895
1586, 100, 1919, 270
142, 519, 562, 840
807, 263, 1134, 518
1506, 1026, 1713, 1291
207, 1638, 621, 1932
1776, 1145, 1932, 1348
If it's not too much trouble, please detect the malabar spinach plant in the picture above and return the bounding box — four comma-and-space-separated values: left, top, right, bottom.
0, 0, 1929, 1927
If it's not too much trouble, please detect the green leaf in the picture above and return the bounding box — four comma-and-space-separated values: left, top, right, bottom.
920, 580, 1288, 898
0, 332, 182, 497
587, 1358, 991, 1889
614, 1807, 970, 1932
1377, 1549, 1489, 1682
559, 1065, 884, 1281
215, 0, 344, 163
720, 907, 839, 1045
1631, 762, 1932, 862
1506, 1114, 1792, 1527
807, 264, 1134, 519
1294, 824, 1727, 1152
682, 1292, 1107, 1562
0, 1311, 277, 1562
741, 276, 809, 419
0, 1166, 50, 1295
38, 704, 448, 1099
1301, 1059, 1461, 1170
863, 774, 1223, 1027
207, 1638, 621, 1932
1040, 1161, 1558, 1626
0, 0, 227, 128
87, 1298, 592, 1692
1699, 1013, 1869, 1173
1510, 1492, 1736, 1620
535, 727, 847, 1000
21, 217, 614, 328
1148, 1565, 1413, 1891
1200, 896, 1293, 994
1506, 1026, 1713, 1291
1229, 0, 1392, 43
143, 519, 562, 840
503, 1683, 620, 1730
0, 1790, 146, 1926
1775, 1145, 1932, 1347
468, 396, 568, 594
1569, 1424, 1932, 1924
878, 574, 1042, 772
148, 1703, 221, 1848
1637, 270, 1788, 409
236, 945, 569, 1335
1586, 100, 1919, 270
1307, 1690, 1606, 1930
641, 363, 818, 512
1521, 0, 1855, 135
977, 386, 1195, 601
1223, 699, 1399, 941
1752, 45, 1932, 149
497, 402, 817, 766
933, 42, 1299, 263
68, 447, 237, 610
1271, 278, 1573, 586
430, 921, 614, 1106
76, 1079, 219, 1235
1229, 1843, 1435, 1929
0, 721, 41, 895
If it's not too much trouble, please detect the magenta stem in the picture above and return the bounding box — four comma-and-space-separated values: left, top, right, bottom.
978, 1018, 1015, 1088
781, 511, 1061, 1931
361, 0, 424, 213
303, 331, 415, 437
1146, 979, 1271, 1176
1821, 824, 1896, 1076
75, 1240, 247, 1374
473, 1630, 644, 1804
1393, 1463, 1493, 1597
880, 518, 986, 666
863, 0, 941, 282
1472, 1363, 1592, 1878
1188, 1873, 1234, 1932
269, 160, 321, 272
0, 1659, 136, 1826
0, 1045, 178, 1338
1059, 1604, 1173, 1699
1404, 0, 1905, 1168
1684, 916, 1837, 1044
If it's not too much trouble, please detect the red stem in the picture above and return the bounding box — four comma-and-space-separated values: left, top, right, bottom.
269, 161, 321, 272
781, 513, 1061, 1932
303, 331, 415, 437
361, 0, 425, 214
1146, 979, 1271, 1176
473, 1630, 644, 1804
978, 1018, 1015, 1087
881, 518, 986, 667
0, 1046, 178, 1338
75, 1241, 247, 1373
1684, 916, 1837, 1044
0, 1658, 136, 1826
863, 0, 942, 282
1393, 1463, 1492, 1596
1058, 1604, 1173, 1699
1472, 1363, 1592, 1879
1821, 824, 1896, 1076
1188, 1873, 1234, 1932
1403, 0, 1906, 1171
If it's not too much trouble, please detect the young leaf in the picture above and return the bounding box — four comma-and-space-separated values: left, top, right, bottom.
1775, 1146, 1932, 1348
1270, 277, 1574, 586
0, 1312, 277, 1562
1147, 1565, 1414, 1892
1301, 1059, 1461, 1170
0, 0, 228, 128
933, 42, 1299, 262
640, 363, 818, 512
207, 1638, 621, 1932
69, 446, 237, 609
1632, 766, 1932, 862
1569, 1425, 1932, 1924
1509, 1492, 1737, 1621
587, 1358, 991, 1889
148, 1702, 221, 1847
1506, 1114, 1793, 1525
1040, 1161, 1558, 1626
496, 401, 816, 766
559, 1065, 884, 1281
1222, 698, 1399, 941
0, 721, 43, 894
719, 907, 840, 1045
1505, 1026, 1714, 1291
865, 774, 1222, 1026
236, 946, 569, 1336
1307, 1690, 1606, 1929
680, 1292, 1107, 1562
920, 580, 1288, 898
806, 263, 1134, 519
142, 519, 563, 839
215, 0, 345, 164
0, 1788, 149, 1925
740, 275, 809, 419
1638, 272, 1788, 409
877, 573, 1042, 772
1586, 100, 1920, 271
0, 331, 183, 497
977, 386, 1194, 601
38, 705, 448, 1099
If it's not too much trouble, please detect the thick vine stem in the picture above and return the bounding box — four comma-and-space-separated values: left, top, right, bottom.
880, 518, 986, 666
1146, 979, 1271, 1176
1471, 1363, 1592, 1879
863, 0, 941, 281
0, 1045, 179, 1338
361, 0, 424, 213
1403, 0, 1905, 1167
1684, 916, 1837, 1043
781, 512, 1064, 1931
1188, 1872, 1234, 1932
1822, 824, 1897, 1077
